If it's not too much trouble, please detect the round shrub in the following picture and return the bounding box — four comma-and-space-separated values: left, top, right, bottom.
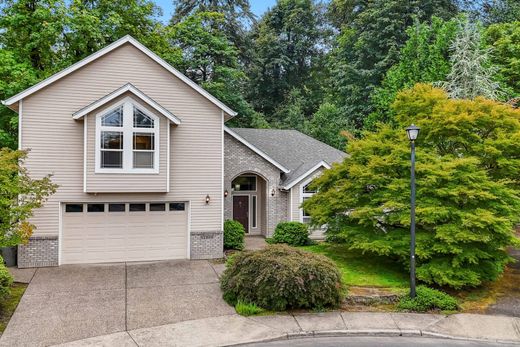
271, 221, 310, 246
224, 219, 245, 250
220, 244, 345, 311
397, 286, 458, 312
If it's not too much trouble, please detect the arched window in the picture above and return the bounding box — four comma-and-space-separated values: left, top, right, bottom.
96, 97, 159, 173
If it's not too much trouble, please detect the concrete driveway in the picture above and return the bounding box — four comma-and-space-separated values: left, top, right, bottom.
0, 260, 234, 347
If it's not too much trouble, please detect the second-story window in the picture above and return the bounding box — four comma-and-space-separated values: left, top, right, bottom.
96, 97, 159, 173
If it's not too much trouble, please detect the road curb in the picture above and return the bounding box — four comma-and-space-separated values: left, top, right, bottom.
229, 329, 520, 346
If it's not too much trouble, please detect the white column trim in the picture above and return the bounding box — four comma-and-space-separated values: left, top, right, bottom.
221, 110, 224, 228
166, 122, 170, 192
83, 115, 87, 192
18, 99, 23, 150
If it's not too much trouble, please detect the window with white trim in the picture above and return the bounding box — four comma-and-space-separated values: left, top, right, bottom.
300, 180, 316, 224
96, 97, 159, 173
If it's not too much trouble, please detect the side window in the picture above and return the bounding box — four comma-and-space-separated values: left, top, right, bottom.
301, 179, 316, 224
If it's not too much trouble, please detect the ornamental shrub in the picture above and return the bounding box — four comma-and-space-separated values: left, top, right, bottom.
398, 286, 458, 312
303, 84, 520, 289
271, 221, 310, 246
224, 220, 245, 250
220, 244, 345, 311
0, 256, 13, 301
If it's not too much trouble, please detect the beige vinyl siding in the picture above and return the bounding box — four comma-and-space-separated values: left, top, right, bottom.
21, 43, 223, 237
289, 167, 326, 239
290, 167, 324, 221
85, 92, 169, 192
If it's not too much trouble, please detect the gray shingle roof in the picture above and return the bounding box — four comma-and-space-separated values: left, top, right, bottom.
229, 128, 347, 187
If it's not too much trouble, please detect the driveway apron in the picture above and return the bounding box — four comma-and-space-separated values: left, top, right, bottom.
0, 260, 234, 347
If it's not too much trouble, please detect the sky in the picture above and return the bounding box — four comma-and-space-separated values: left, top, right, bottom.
154, 0, 277, 23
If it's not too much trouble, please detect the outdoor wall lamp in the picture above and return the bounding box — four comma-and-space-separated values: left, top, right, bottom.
271, 188, 276, 197
406, 124, 420, 299
205, 194, 211, 204
224, 190, 229, 198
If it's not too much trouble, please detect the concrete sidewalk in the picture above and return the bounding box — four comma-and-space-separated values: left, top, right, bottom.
54, 312, 520, 347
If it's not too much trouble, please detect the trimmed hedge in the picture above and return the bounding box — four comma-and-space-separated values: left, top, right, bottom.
224, 219, 245, 250
0, 256, 13, 301
221, 244, 345, 311
270, 221, 310, 246
398, 286, 458, 312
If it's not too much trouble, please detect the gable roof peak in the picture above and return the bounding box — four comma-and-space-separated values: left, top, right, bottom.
2, 35, 237, 117
72, 83, 181, 125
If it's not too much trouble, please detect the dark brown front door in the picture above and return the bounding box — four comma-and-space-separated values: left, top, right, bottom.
233, 196, 249, 233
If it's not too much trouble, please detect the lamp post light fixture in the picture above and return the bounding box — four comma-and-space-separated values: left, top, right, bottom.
406, 124, 420, 299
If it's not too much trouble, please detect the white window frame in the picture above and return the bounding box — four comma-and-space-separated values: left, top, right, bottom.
95, 97, 160, 174
299, 177, 316, 224
251, 195, 257, 229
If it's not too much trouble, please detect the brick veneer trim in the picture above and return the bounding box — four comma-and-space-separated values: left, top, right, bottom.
190, 231, 223, 259
18, 236, 59, 268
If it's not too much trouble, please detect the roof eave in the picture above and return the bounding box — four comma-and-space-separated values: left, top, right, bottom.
282, 160, 331, 190
224, 126, 290, 173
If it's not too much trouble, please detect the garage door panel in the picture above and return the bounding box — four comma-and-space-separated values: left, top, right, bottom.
61, 203, 188, 264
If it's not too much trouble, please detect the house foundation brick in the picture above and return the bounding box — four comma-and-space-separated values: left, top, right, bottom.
18, 236, 59, 268
190, 231, 224, 259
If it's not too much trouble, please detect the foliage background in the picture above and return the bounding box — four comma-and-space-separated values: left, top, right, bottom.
1, 0, 520, 150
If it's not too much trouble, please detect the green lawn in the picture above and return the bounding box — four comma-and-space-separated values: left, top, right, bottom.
301, 243, 408, 290
0, 283, 27, 334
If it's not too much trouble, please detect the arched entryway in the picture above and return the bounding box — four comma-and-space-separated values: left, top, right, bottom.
230, 173, 267, 235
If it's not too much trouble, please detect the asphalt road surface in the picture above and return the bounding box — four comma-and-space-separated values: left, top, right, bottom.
245, 336, 508, 347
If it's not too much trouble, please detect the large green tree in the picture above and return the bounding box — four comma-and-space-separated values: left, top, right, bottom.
246, 0, 327, 121
327, 0, 458, 129
304, 84, 520, 288
485, 22, 520, 97
169, 11, 267, 128
0, 0, 66, 148
171, 0, 255, 61
368, 16, 458, 127
65, 0, 174, 65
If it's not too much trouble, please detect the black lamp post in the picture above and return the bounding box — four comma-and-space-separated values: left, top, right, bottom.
406, 124, 420, 299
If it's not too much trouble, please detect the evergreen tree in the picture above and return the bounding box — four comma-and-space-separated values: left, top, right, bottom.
247, 0, 327, 122
327, 0, 458, 129
441, 20, 502, 100
485, 22, 520, 96
169, 12, 268, 128
367, 16, 458, 127
171, 0, 255, 61
65, 0, 173, 65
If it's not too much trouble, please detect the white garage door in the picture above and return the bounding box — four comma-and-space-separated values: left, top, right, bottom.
61, 202, 188, 264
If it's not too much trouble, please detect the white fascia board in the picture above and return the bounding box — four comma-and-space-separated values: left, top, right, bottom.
282, 160, 331, 190
2, 35, 237, 117
72, 83, 181, 125
224, 126, 290, 174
